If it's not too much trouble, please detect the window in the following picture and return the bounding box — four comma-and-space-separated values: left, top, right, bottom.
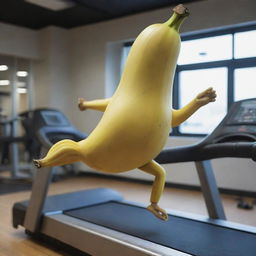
174, 22, 256, 136
179, 68, 227, 134
234, 67, 256, 101
177, 35, 232, 65
234, 30, 256, 59
122, 22, 256, 136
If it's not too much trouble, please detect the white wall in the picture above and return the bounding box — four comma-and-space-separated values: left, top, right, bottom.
0, 0, 256, 191
0, 22, 39, 59
33, 27, 72, 113
0, 23, 72, 117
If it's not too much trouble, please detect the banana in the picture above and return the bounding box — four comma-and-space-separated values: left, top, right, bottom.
34, 5, 215, 221
78, 5, 189, 173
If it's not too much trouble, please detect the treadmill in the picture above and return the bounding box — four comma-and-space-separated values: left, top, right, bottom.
13, 99, 256, 256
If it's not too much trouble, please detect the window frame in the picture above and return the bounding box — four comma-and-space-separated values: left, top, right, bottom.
122, 21, 256, 137
172, 21, 256, 137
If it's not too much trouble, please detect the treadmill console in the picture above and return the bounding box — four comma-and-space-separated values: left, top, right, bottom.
211, 99, 256, 143
41, 110, 70, 127
156, 98, 256, 164
228, 100, 256, 125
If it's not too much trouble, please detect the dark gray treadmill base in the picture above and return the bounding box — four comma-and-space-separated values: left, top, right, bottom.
12, 188, 123, 229
65, 201, 256, 256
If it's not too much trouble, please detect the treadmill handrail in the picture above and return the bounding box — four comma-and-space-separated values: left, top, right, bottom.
212, 133, 256, 144
155, 141, 256, 164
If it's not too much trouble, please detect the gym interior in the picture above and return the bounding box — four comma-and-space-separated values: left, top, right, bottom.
0, 0, 256, 255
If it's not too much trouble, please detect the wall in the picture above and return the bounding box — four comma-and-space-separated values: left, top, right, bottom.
0, 22, 39, 59
33, 27, 72, 114
68, 0, 256, 191
0, 22, 73, 118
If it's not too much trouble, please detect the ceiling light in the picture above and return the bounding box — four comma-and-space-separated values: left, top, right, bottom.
17, 71, 28, 77
17, 88, 27, 94
25, 0, 75, 11
0, 65, 8, 71
0, 80, 10, 86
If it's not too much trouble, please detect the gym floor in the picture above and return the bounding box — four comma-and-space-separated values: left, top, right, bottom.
0, 174, 255, 256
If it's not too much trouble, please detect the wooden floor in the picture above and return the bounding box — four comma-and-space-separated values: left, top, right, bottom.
0, 175, 255, 256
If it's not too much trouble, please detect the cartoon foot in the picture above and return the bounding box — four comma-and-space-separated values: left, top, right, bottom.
78, 98, 87, 111
33, 159, 42, 168
147, 203, 168, 221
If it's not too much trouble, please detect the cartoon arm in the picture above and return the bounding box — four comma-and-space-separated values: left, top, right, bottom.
171, 87, 216, 128
78, 97, 112, 112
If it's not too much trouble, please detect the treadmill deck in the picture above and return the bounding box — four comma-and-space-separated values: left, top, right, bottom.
65, 201, 256, 256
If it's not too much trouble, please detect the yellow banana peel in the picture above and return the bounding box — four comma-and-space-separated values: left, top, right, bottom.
34, 5, 217, 221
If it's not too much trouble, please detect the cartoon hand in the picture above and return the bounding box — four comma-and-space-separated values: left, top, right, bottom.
196, 87, 217, 107
78, 98, 87, 111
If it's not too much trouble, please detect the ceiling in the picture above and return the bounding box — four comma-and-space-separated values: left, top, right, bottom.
0, 0, 199, 30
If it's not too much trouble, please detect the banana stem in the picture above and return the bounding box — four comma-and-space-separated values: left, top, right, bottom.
164, 4, 189, 32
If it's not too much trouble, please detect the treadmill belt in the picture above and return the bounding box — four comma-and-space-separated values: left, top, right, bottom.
65, 201, 256, 256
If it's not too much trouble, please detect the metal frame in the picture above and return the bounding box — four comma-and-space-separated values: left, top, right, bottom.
24, 167, 53, 231
24, 159, 226, 231
22, 123, 253, 255
172, 22, 256, 137
24, 148, 53, 231
41, 214, 191, 256
122, 22, 256, 137
195, 160, 226, 219
9, 58, 19, 178
24, 165, 191, 256
23, 158, 256, 256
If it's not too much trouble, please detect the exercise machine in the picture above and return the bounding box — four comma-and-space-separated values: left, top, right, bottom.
0, 108, 86, 181
13, 99, 256, 256
21, 108, 87, 175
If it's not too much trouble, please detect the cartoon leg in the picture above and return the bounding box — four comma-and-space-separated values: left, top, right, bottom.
33, 139, 82, 168
139, 160, 168, 221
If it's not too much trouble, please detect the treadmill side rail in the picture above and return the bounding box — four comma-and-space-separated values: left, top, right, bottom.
24, 166, 53, 232
41, 214, 192, 256
195, 160, 226, 220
